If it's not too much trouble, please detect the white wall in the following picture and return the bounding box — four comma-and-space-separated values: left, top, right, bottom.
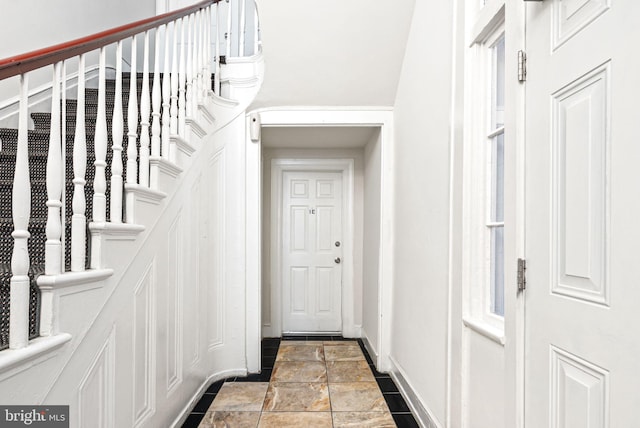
389, 0, 455, 426
250, 0, 415, 109
261, 147, 364, 336
362, 129, 382, 352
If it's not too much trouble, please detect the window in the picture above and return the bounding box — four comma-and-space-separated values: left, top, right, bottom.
462, 11, 506, 339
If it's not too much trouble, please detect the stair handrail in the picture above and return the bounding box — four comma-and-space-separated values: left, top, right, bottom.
0, 0, 219, 80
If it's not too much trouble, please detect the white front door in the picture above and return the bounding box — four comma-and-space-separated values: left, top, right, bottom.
282, 171, 343, 333
525, 1, 640, 426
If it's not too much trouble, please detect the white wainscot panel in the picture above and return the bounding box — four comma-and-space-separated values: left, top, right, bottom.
167, 214, 183, 394
551, 346, 609, 428
290, 267, 308, 313
552, 63, 610, 306
208, 152, 225, 350
133, 263, 156, 427
78, 328, 115, 428
553, 0, 610, 50
190, 176, 201, 366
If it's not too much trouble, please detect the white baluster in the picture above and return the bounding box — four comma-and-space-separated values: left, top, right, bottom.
215, 3, 221, 94
127, 35, 139, 186
207, 6, 213, 92
170, 20, 179, 143
226, 0, 232, 58
178, 17, 186, 138
111, 41, 124, 223
151, 29, 161, 159
10, 74, 31, 349
239, 0, 246, 56
45, 62, 63, 276
196, 10, 203, 104
93, 47, 108, 224
162, 23, 171, 159
186, 13, 194, 121
71, 54, 87, 272
254, 1, 260, 54
139, 31, 151, 187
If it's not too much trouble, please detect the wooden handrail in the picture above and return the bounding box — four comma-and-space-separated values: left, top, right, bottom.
0, 0, 218, 80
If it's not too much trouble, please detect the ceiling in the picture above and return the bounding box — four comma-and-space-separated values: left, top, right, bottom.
250, 0, 416, 109
261, 126, 379, 149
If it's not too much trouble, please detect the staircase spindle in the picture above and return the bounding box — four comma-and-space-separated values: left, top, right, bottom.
139, 31, 151, 187
215, 3, 221, 94
226, 0, 232, 58
206, 6, 213, 92
126, 36, 139, 186
93, 47, 108, 223
162, 24, 171, 159
186, 13, 194, 121
45, 62, 63, 276
170, 19, 179, 141
151, 29, 161, 159
239, 0, 246, 57
178, 17, 187, 138
9, 74, 31, 349
111, 41, 124, 223
71, 54, 87, 272
195, 10, 203, 104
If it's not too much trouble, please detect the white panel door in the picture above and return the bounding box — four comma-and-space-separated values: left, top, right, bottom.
525, 1, 640, 426
282, 171, 343, 332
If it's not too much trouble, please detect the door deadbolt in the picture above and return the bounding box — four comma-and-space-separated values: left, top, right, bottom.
335, 257, 341, 264
335, 241, 341, 247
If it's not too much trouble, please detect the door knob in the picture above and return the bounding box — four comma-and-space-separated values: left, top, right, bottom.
335, 241, 341, 247
335, 257, 341, 264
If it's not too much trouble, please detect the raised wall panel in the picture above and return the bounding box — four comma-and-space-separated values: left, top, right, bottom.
316, 180, 334, 198
290, 267, 308, 313
552, 63, 609, 306
133, 263, 156, 427
316, 206, 333, 251
291, 206, 308, 251
316, 267, 333, 313
550, 346, 608, 428
208, 152, 225, 349
190, 176, 201, 366
167, 214, 183, 394
291, 180, 309, 198
78, 327, 115, 428
552, 0, 610, 50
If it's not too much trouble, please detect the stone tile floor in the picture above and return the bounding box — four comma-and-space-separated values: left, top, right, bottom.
182, 337, 419, 427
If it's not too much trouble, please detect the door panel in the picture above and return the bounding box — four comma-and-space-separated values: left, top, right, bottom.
525, 1, 640, 426
282, 171, 343, 332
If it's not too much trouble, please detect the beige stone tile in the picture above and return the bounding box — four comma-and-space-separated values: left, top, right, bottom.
276, 344, 324, 362
324, 345, 365, 361
327, 360, 375, 383
332, 411, 397, 428
210, 383, 269, 411
323, 340, 358, 346
198, 411, 261, 428
271, 361, 327, 383
257, 412, 332, 428
262, 382, 330, 412
328, 382, 389, 412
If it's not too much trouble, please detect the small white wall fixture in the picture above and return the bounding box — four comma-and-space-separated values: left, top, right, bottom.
252, 108, 394, 370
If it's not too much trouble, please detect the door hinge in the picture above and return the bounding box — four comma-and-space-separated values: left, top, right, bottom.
518, 50, 527, 82
517, 258, 527, 291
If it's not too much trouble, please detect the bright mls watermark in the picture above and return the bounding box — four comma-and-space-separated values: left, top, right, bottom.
0, 406, 69, 427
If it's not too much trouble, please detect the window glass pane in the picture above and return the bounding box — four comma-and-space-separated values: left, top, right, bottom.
492, 35, 505, 129
491, 132, 504, 223
491, 226, 504, 316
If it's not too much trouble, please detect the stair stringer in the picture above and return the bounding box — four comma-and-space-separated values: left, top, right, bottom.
0, 54, 264, 428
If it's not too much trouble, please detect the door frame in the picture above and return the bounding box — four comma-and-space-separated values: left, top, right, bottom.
270, 158, 355, 336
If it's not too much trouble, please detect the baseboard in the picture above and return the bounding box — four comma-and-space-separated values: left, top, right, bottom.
360, 329, 379, 367
169, 368, 247, 428
388, 355, 443, 428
